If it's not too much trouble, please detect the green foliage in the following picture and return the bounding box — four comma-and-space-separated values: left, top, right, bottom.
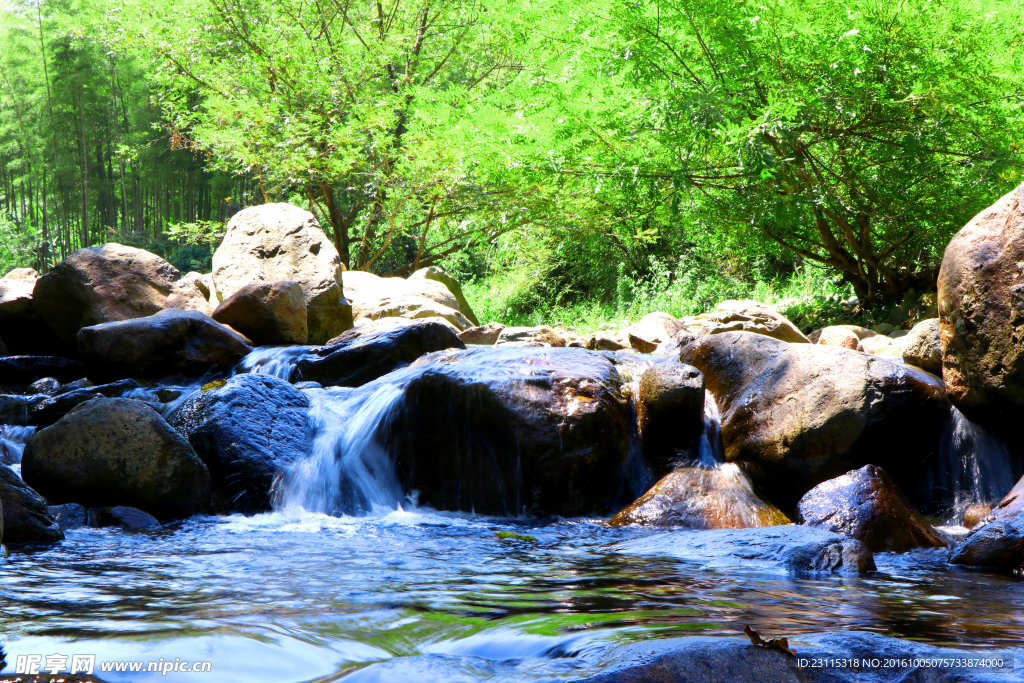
0, 217, 36, 274
495, 531, 537, 542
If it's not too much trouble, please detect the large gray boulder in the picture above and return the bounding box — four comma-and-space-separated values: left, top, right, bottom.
0, 464, 63, 544
797, 465, 946, 552
938, 183, 1024, 436
212, 203, 353, 344
680, 332, 949, 509
615, 524, 875, 574
32, 243, 181, 344
77, 309, 251, 381
21, 397, 211, 520
901, 318, 941, 375
168, 374, 310, 514
211, 280, 308, 345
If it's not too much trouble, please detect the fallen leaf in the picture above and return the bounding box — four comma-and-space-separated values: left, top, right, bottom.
744, 625, 796, 656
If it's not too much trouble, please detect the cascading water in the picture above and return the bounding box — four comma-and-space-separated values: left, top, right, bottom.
918, 404, 1022, 523
696, 390, 724, 467
0, 424, 36, 475
236, 345, 317, 381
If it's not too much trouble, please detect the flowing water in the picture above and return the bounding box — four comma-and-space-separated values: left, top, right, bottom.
1, 346, 1022, 682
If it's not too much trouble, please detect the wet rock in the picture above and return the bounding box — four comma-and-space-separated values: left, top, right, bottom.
679, 332, 949, 509
986, 473, 1024, 522
949, 510, 1024, 571
796, 465, 946, 552
77, 309, 251, 382
458, 322, 506, 345
497, 325, 566, 347
0, 336, 7, 356
325, 316, 457, 345
569, 631, 1007, 683
212, 203, 353, 344
816, 326, 859, 350
682, 300, 809, 344
963, 504, 993, 529
615, 524, 874, 574
382, 347, 635, 516
32, 243, 181, 344
167, 374, 310, 514
0, 356, 86, 387
22, 397, 211, 520
409, 265, 479, 326
636, 361, 705, 474
900, 318, 941, 374
86, 506, 161, 530
48, 503, 87, 530
0, 464, 64, 544
296, 319, 465, 387
609, 465, 791, 529
938, 183, 1024, 437
28, 379, 143, 428
212, 280, 308, 345
28, 377, 61, 396
628, 312, 684, 353
0, 270, 73, 358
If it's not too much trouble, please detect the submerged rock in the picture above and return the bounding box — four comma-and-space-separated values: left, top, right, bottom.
635, 361, 705, 474
22, 397, 211, 520
77, 309, 251, 381
212, 203, 353, 343
212, 280, 308, 345
48, 503, 87, 530
0, 464, 63, 544
87, 506, 161, 530
608, 465, 791, 529
296, 319, 464, 387
797, 465, 946, 552
680, 332, 949, 509
381, 346, 634, 516
615, 524, 874, 574
938, 183, 1024, 437
168, 374, 310, 514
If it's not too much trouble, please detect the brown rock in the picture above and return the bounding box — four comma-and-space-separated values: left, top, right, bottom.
212, 280, 308, 345
817, 326, 859, 350
409, 266, 479, 326
901, 318, 941, 374
680, 332, 950, 508
628, 312, 684, 353
212, 203, 353, 344
938, 183, 1024, 435
963, 504, 993, 529
636, 361, 705, 474
589, 333, 628, 351
32, 243, 181, 344
77, 309, 251, 381
797, 465, 946, 552
458, 322, 506, 345
165, 271, 214, 315
496, 325, 566, 347
354, 294, 472, 331
21, 397, 211, 520
608, 465, 791, 528
683, 300, 809, 344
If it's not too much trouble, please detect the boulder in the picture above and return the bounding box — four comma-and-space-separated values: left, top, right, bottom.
344, 269, 461, 309
796, 465, 946, 552
949, 510, 1024, 571
458, 322, 506, 345
858, 335, 893, 355
28, 379, 143, 428
381, 346, 636, 516
77, 309, 251, 381
871, 322, 895, 335
963, 504, 993, 529
0, 356, 86, 387
635, 361, 705, 473
4, 267, 39, 280
409, 266, 480, 326
901, 318, 941, 374
48, 503, 87, 530
325, 316, 456, 346
167, 374, 310, 514
212, 280, 308, 345
682, 300, 809, 343
628, 312, 684, 353
988, 474, 1024, 522
296, 319, 464, 386
608, 465, 791, 529
87, 506, 161, 530
837, 325, 877, 340
589, 332, 628, 351
496, 325, 566, 347
211, 203, 353, 344
680, 332, 949, 509
165, 271, 214, 315
32, 243, 181, 344
938, 184, 1024, 435
615, 524, 875, 574
816, 326, 859, 350
0, 464, 64, 544
21, 397, 211, 520
351, 294, 472, 331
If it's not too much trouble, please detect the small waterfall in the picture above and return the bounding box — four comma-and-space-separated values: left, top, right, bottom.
696, 391, 725, 467
918, 405, 1022, 523
276, 384, 406, 515
236, 346, 317, 381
